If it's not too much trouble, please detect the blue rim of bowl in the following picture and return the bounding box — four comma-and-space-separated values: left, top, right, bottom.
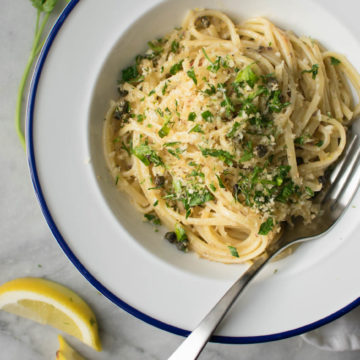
27, 0, 360, 344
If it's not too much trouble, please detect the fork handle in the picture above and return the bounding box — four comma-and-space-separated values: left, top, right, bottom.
168, 252, 272, 360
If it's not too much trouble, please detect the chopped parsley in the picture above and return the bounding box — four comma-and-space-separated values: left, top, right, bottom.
234, 63, 258, 88
294, 136, 305, 145
199, 147, 234, 166
226, 122, 241, 138
201, 110, 213, 122
137, 114, 145, 123
203, 84, 216, 95
187, 67, 197, 85
164, 141, 181, 147
209, 183, 216, 191
258, 217, 274, 235
268, 90, 290, 113
162, 81, 168, 95
330, 57, 341, 66
144, 213, 161, 225
158, 118, 172, 138
228, 246, 239, 258
233, 165, 300, 209
167, 149, 180, 159
189, 124, 204, 133
239, 141, 253, 162
175, 223, 187, 242
218, 83, 235, 116
216, 174, 225, 188
132, 143, 163, 166
147, 41, 163, 55
315, 140, 324, 147
121, 141, 131, 156
122, 64, 139, 82
188, 112, 197, 121
295, 134, 309, 145
201, 48, 221, 73
169, 59, 184, 75
166, 181, 214, 218
171, 40, 180, 53
305, 186, 314, 197
302, 64, 319, 79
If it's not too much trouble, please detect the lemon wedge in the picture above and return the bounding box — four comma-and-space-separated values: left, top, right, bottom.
0, 278, 101, 351
56, 335, 85, 360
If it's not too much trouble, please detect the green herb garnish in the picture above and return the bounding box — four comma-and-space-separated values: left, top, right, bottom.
302, 64, 319, 79
169, 59, 184, 75
202, 84, 216, 96
162, 81, 168, 95
228, 246, 239, 258
294, 136, 305, 145
175, 223, 187, 242
268, 90, 290, 113
121, 141, 131, 156
132, 144, 163, 166
330, 57, 341, 66
209, 183, 216, 191
171, 40, 180, 53
305, 186, 314, 197
137, 114, 145, 123
258, 217, 274, 235
199, 147, 234, 166
226, 122, 241, 138
147, 41, 163, 54
167, 149, 180, 159
164, 141, 181, 147
239, 141, 253, 162
158, 119, 171, 138
201, 48, 221, 73
189, 124, 204, 133
234, 63, 258, 88
216, 174, 225, 188
187, 67, 197, 85
201, 110, 213, 122
122, 65, 140, 82
188, 112, 197, 121
144, 213, 161, 225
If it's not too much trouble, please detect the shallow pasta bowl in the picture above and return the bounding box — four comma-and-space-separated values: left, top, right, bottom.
27, 0, 360, 342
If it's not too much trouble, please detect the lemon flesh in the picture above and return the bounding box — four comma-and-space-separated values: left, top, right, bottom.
0, 278, 101, 351
56, 335, 86, 360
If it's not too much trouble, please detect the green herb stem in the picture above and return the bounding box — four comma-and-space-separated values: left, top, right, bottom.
15, 11, 51, 149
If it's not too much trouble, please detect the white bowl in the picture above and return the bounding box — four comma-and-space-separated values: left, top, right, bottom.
27, 0, 360, 342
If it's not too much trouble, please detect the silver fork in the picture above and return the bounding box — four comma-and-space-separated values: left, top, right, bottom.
169, 131, 360, 360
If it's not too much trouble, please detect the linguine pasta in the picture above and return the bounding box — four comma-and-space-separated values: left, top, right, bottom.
103, 9, 360, 263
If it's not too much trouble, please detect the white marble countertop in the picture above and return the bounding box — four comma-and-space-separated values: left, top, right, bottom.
1, 1, 360, 359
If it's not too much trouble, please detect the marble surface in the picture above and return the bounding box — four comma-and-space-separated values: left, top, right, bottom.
1, 0, 360, 359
